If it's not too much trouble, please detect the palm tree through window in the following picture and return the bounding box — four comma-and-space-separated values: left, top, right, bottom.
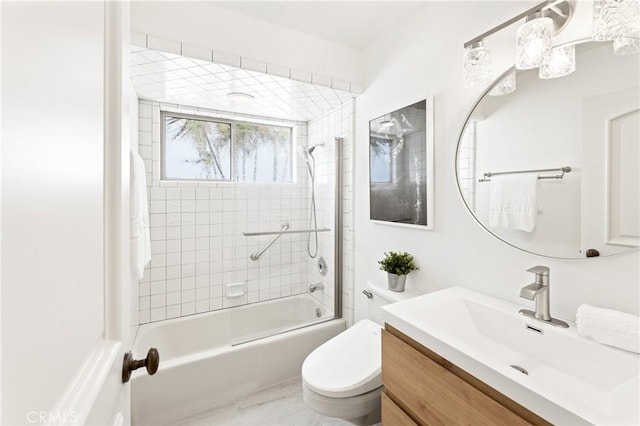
163, 112, 293, 183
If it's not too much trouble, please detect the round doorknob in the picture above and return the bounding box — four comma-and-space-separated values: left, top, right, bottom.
122, 348, 159, 383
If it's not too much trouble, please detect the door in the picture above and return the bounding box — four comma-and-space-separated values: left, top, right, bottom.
1, 2, 135, 424
581, 86, 640, 256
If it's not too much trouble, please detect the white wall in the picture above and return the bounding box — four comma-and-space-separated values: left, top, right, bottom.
1, 2, 105, 423
354, 1, 640, 324
0, 1, 3, 420
130, 1, 362, 85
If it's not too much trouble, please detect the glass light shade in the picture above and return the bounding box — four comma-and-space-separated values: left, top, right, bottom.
489, 71, 517, 96
463, 43, 492, 88
593, 0, 640, 41
613, 37, 640, 55
516, 16, 554, 70
539, 45, 576, 79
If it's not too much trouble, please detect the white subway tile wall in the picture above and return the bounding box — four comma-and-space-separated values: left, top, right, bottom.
458, 121, 477, 210
138, 101, 312, 323
306, 100, 356, 327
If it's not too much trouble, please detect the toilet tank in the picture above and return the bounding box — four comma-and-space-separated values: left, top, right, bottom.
364, 281, 424, 325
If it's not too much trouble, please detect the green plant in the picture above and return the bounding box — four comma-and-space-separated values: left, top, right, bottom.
378, 251, 419, 275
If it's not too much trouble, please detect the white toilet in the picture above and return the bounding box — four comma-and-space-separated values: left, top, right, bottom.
302, 283, 421, 425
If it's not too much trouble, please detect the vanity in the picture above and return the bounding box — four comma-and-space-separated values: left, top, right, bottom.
380, 288, 640, 425
381, 325, 547, 425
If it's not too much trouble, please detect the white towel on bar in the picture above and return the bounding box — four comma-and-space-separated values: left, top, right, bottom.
576, 304, 640, 354
489, 174, 538, 232
130, 150, 151, 280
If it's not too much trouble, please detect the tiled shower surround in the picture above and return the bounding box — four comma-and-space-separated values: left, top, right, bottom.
306, 100, 355, 326
138, 100, 354, 324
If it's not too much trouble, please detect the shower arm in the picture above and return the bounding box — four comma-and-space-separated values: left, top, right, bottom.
249, 223, 290, 261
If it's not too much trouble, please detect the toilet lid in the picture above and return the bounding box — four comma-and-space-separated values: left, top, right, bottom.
302, 319, 382, 398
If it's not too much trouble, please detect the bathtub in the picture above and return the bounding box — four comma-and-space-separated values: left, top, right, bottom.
131, 294, 345, 425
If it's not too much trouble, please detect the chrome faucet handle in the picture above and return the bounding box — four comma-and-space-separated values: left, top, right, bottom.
526, 265, 549, 276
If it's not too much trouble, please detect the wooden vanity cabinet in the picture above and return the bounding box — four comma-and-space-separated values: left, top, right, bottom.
381, 325, 552, 426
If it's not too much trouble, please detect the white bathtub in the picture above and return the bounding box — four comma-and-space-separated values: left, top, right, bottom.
131, 294, 345, 425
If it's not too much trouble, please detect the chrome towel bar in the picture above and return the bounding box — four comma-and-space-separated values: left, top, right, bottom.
243, 227, 331, 237
478, 166, 571, 182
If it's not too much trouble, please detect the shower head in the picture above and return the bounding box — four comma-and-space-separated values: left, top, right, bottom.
307, 143, 324, 155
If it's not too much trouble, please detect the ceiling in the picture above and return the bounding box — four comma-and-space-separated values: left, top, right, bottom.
131, 46, 354, 122
211, 1, 426, 49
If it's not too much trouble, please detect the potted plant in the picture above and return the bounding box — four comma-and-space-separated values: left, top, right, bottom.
378, 251, 419, 292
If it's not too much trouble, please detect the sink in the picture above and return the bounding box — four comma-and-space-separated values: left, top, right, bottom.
381, 287, 640, 425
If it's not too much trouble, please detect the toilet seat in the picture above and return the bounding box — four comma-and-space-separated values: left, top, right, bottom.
302, 319, 382, 398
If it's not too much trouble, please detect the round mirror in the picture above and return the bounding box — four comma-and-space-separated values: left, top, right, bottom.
456, 40, 639, 259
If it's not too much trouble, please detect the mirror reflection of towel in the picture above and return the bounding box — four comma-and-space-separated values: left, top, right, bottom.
489, 175, 538, 232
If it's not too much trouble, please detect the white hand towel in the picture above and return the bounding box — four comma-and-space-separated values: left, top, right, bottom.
576, 304, 640, 354
130, 150, 151, 280
489, 174, 538, 232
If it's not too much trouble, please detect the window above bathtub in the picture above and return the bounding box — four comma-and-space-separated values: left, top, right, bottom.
162, 111, 293, 183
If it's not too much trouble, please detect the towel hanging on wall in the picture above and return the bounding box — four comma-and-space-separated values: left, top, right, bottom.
489, 174, 538, 232
130, 150, 151, 280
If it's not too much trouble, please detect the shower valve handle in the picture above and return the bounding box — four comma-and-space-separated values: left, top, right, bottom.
122, 347, 159, 383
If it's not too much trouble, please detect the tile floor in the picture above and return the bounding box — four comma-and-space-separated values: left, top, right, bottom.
178, 377, 357, 426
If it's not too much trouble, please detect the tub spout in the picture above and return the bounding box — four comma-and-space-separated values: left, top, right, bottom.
309, 283, 324, 293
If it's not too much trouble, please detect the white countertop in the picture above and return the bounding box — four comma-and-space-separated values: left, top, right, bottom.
381, 286, 640, 425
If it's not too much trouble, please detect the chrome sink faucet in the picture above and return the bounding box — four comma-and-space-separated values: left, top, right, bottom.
519, 266, 569, 328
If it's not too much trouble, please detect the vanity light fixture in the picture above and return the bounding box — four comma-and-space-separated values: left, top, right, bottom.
462, 0, 574, 88
379, 120, 395, 128
488, 70, 517, 96
539, 44, 576, 78
463, 41, 493, 88
227, 92, 255, 104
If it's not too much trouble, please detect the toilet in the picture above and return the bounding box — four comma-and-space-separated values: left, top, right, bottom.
302, 282, 421, 425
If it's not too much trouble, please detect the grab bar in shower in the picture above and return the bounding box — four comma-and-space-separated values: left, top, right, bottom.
478, 166, 571, 182
243, 227, 331, 237
249, 223, 290, 261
